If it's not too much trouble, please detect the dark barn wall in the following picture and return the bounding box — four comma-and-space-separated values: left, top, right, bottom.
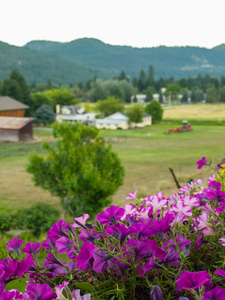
19, 122, 33, 141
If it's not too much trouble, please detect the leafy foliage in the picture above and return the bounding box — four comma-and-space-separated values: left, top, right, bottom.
27, 122, 125, 217
145, 100, 163, 123
96, 96, 124, 117
126, 104, 145, 123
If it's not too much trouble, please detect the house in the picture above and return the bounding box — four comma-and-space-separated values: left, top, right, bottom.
56, 104, 96, 126
131, 94, 146, 104
0, 117, 33, 142
0, 96, 29, 117
95, 112, 152, 130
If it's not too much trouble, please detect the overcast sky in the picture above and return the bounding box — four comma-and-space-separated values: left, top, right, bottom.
1, 0, 224, 49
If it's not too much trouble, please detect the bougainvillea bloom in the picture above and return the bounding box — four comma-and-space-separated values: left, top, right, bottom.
175, 270, 211, 290
197, 157, 207, 169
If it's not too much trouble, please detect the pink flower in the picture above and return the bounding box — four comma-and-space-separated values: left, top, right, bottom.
72, 214, 90, 229
126, 191, 137, 200
219, 237, 225, 246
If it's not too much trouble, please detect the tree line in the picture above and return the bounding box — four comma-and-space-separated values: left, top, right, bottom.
1, 67, 225, 121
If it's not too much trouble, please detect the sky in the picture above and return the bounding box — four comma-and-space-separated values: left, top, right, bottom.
1, 0, 224, 49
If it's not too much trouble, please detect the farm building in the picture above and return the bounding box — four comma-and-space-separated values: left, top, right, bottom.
0, 117, 33, 142
0, 96, 29, 117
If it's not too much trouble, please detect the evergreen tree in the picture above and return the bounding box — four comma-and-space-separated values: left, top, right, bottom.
34, 104, 55, 126
0, 69, 30, 113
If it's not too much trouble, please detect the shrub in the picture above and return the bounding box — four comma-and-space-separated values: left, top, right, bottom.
2, 158, 225, 299
15, 203, 60, 236
145, 100, 163, 123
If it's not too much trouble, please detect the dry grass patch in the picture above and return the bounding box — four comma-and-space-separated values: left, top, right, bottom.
163, 103, 225, 120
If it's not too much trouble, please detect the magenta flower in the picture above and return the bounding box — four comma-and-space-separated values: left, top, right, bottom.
197, 157, 207, 169
150, 285, 163, 300
96, 206, 125, 225
26, 283, 57, 300
55, 236, 77, 259
48, 219, 70, 238
22, 242, 40, 256
42, 236, 58, 251
175, 270, 211, 290
6, 238, 24, 256
0, 291, 16, 300
214, 269, 225, 278
76, 243, 94, 270
203, 286, 225, 300
92, 247, 111, 273
162, 245, 180, 268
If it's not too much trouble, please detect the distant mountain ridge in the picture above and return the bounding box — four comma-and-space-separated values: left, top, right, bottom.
1, 38, 225, 84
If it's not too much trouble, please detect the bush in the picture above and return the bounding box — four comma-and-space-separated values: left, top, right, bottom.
15, 203, 60, 236
145, 100, 163, 123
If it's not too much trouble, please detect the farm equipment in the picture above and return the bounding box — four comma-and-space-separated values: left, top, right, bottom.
165, 120, 192, 134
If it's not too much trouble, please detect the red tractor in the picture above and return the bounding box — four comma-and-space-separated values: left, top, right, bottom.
165, 121, 192, 134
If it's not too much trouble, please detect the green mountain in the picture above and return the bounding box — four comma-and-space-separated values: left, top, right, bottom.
25, 38, 225, 79
1, 38, 225, 85
0, 41, 107, 84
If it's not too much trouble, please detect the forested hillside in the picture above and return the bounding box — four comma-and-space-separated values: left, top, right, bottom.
1, 38, 225, 84
25, 38, 225, 79
0, 41, 106, 84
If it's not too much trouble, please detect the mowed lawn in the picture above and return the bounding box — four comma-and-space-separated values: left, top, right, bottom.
163, 103, 225, 120
0, 124, 225, 215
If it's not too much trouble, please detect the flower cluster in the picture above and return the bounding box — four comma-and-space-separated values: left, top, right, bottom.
1, 158, 225, 299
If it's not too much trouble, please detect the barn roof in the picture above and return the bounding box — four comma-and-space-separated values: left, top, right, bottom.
0, 117, 33, 129
0, 96, 29, 111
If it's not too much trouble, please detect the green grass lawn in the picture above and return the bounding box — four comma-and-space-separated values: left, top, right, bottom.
1, 125, 224, 212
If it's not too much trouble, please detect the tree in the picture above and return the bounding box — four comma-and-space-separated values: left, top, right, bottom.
165, 83, 181, 101
27, 123, 124, 217
0, 68, 31, 114
145, 100, 163, 123
206, 86, 219, 103
138, 70, 147, 92
126, 104, 145, 123
96, 96, 124, 117
219, 86, 225, 103
44, 89, 79, 109
147, 65, 155, 86
33, 104, 55, 126
30, 92, 52, 116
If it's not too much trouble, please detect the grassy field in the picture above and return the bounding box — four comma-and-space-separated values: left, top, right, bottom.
163, 103, 225, 120
1, 124, 225, 216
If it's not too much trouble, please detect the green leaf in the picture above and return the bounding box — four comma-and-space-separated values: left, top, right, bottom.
75, 282, 95, 293
96, 279, 114, 290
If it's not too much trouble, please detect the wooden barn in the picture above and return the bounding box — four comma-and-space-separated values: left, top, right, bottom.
0, 96, 29, 117
0, 117, 33, 142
